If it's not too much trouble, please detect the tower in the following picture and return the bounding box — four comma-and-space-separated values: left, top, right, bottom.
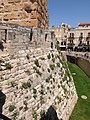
0, 0, 49, 29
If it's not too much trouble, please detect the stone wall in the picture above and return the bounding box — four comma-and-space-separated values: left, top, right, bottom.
67, 55, 90, 77
77, 57, 90, 77
0, 0, 49, 29
0, 22, 77, 120
68, 28, 90, 46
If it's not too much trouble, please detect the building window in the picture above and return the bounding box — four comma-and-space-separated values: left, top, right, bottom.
72, 33, 74, 37
87, 41, 89, 45
80, 33, 83, 36
61, 42, 63, 45
79, 41, 82, 45
64, 41, 66, 45
70, 40, 73, 44
70, 33, 72, 37
88, 32, 90, 37
70, 33, 74, 37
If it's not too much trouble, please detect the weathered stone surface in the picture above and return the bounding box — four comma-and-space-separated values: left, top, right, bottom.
0, 23, 78, 120
0, 0, 49, 29
4, 4, 12, 12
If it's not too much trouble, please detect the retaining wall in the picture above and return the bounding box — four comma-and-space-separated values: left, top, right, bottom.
0, 22, 77, 120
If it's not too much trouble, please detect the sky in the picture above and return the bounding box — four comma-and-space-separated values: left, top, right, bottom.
48, 0, 90, 27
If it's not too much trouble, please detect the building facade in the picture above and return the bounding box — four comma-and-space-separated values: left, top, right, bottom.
51, 22, 90, 51
50, 23, 70, 50
0, 0, 49, 29
68, 22, 90, 51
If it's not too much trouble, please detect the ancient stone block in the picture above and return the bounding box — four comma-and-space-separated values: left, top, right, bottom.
22, 0, 29, 2
14, 0, 21, 3
12, 4, 19, 11
9, 13, 18, 20
24, 3, 32, 13
7, 0, 15, 4
0, 0, 49, 29
0, 5, 4, 13
30, 19, 37, 27
4, 4, 12, 12
31, 11, 37, 19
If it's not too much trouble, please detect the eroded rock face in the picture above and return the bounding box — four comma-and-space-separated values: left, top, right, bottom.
0, 0, 49, 29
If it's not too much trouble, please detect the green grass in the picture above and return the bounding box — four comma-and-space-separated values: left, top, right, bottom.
68, 62, 90, 120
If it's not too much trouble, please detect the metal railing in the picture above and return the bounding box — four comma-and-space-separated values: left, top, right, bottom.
66, 51, 90, 62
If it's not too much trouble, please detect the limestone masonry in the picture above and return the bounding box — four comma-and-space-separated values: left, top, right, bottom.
0, 22, 78, 120
0, 0, 49, 29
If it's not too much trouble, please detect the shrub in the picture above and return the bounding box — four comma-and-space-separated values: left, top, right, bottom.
22, 81, 31, 89
40, 96, 44, 105
56, 96, 62, 103
40, 85, 44, 95
34, 59, 40, 67
33, 66, 42, 76
9, 105, 16, 112
5, 63, 12, 70
25, 69, 31, 75
47, 53, 51, 59
57, 63, 60, 67
49, 64, 55, 70
23, 100, 28, 111
40, 57, 45, 60
40, 89, 44, 95
52, 58, 55, 63
10, 81, 17, 87
33, 88, 37, 94
11, 111, 18, 120
27, 81, 31, 88
33, 66, 37, 70
32, 109, 37, 120
46, 74, 52, 82
40, 110, 46, 118
33, 88, 37, 99
36, 69, 42, 76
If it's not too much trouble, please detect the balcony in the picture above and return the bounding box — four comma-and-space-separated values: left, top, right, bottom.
68, 36, 75, 41
79, 36, 83, 41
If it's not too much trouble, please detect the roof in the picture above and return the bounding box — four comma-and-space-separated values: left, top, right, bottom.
78, 22, 90, 26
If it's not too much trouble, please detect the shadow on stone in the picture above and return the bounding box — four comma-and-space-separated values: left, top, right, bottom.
0, 90, 6, 113
40, 105, 59, 120
0, 41, 4, 51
